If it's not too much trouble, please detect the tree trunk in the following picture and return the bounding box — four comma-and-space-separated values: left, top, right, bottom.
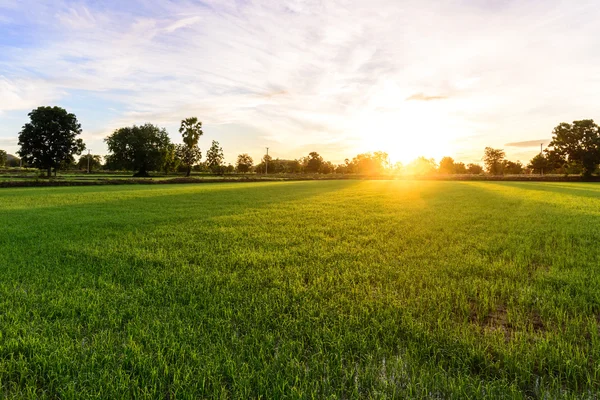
47, 167, 52, 178
133, 168, 150, 178
186, 166, 191, 177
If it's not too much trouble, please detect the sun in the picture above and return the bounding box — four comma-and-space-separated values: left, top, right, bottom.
351, 102, 460, 164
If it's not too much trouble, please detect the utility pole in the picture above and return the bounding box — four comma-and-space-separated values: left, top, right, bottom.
540, 143, 543, 176
87, 149, 91, 174
266, 147, 269, 175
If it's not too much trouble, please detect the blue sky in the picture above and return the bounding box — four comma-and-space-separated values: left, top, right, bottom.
1, 0, 599, 164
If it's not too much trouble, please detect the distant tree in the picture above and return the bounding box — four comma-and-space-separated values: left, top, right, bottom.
236, 153, 253, 173
350, 152, 390, 175
319, 161, 335, 174
392, 161, 404, 174
6, 154, 21, 168
483, 147, 506, 175
0, 150, 6, 167
466, 163, 484, 174
527, 153, 552, 174
17, 106, 85, 177
205, 140, 224, 174
454, 162, 467, 174
162, 143, 181, 174
304, 152, 324, 173
406, 157, 437, 176
503, 160, 523, 175
438, 157, 456, 174
77, 154, 103, 171
225, 164, 235, 174
545, 120, 600, 178
177, 117, 203, 176
105, 123, 171, 177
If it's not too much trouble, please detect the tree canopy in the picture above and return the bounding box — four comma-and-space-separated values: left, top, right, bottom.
236, 153, 253, 173
483, 147, 506, 175
546, 120, 600, 177
177, 117, 203, 176
105, 124, 172, 177
303, 152, 324, 173
205, 140, 224, 174
77, 154, 103, 172
17, 106, 85, 177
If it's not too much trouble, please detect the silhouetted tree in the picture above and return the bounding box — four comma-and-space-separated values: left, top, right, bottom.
18, 106, 85, 177
0, 150, 6, 167
466, 163, 484, 174
205, 140, 224, 174
438, 157, 456, 174
527, 154, 552, 174
77, 154, 103, 171
406, 157, 437, 175
503, 160, 523, 175
304, 152, 324, 173
177, 117, 203, 176
545, 120, 600, 178
454, 162, 467, 174
483, 147, 506, 175
350, 152, 390, 175
319, 161, 335, 174
105, 123, 171, 177
236, 153, 253, 173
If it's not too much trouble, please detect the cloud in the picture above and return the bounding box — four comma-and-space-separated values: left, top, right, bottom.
406, 93, 448, 101
505, 139, 549, 148
0, 0, 599, 163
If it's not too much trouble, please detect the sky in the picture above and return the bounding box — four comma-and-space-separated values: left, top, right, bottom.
1, 0, 599, 165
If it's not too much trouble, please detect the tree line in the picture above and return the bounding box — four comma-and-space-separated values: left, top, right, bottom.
3, 106, 600, 178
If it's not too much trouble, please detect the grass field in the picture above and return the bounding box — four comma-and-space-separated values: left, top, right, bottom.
1, 181, 599, 398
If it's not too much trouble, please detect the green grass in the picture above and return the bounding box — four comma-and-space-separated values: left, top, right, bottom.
1, 180, 599, 398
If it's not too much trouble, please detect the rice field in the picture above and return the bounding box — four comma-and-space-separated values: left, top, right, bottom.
0, 180, 599, 398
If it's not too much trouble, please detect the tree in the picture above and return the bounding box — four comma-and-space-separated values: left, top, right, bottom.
503, 160, 523, 175
0, 150, 6, 167
77, 154, 103, 171
483, 147, 506, 175
162, 143, 181, 174
406, 157, 437, 176
527, 154, 551, 174
17, 106, 85, 177
304, 152, 323, 173
466, 163, 484, 174
438, 157, 456, 174
205, 140, 224, 174
546, 120, 600, 178
105, 123, 172, 177
319, 161, 335, 174
177, 117, 203, 176
236, 153, 253, 173
350, 152, 390, 175
454, 162, 467, 174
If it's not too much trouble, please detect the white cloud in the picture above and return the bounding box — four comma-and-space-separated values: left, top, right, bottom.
0, 0, 599, 163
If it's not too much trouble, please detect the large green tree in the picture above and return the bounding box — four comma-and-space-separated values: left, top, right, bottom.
205, 140, 224, 174
546, 120, 600, 178
483, 147, 506, 175
105, 124, 172, 177
177, 117, 203, 176
17, 106, 85, 177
